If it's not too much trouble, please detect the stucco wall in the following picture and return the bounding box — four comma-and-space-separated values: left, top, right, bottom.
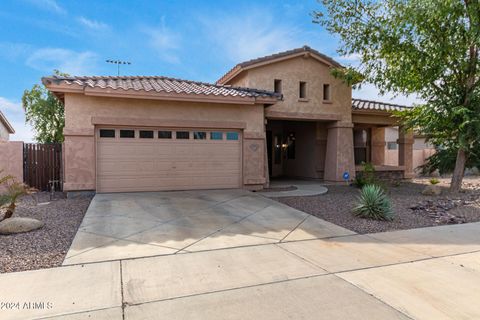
63, 93, 266, 191
0, 141, 23, 184
227, 56, 352, 123
0, 123, 10, 141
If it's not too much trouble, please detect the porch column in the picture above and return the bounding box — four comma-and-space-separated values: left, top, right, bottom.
324, 121, 355, 182
371, 127, 386, 165
398, 127, 414, 178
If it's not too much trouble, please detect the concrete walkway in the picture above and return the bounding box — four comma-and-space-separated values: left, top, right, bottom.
1, 191, 480, 319
258, 179, 329, 197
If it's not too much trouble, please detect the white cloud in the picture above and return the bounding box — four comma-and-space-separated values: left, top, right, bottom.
0, 97, 34, 142
77, 16, 110, 32
25, 0, 66, 15
0, 42, 32, 62
353, 83, 422, 106
26, 48, 98, 75
200, 10, 302, 62
143, 21, 181, 64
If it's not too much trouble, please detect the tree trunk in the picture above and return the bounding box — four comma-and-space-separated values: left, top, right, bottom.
450, 148, 466, 193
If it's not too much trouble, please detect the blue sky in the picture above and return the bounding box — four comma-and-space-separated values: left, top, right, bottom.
1, 0, 415, 142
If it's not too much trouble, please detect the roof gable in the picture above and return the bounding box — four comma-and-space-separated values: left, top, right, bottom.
0, 110, 15, 134
217, 46, 343, 85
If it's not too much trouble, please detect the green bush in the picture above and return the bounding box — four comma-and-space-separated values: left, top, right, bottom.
353, 162, 378, 188
429, 178, 440, 185
352, 184, 394, 221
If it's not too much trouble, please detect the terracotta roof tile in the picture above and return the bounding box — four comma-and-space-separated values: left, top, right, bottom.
352, 98, 410, 112
43, 75, 280, 101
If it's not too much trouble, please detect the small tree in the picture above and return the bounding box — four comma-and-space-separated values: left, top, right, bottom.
22, 70, 67, 143
315, 0, 480, 193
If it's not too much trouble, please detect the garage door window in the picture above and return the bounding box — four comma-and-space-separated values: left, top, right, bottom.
120, 129, 135, 138
176, 131, 190, 139
194, 132, 206, 140
210, 132, 223, 140
139, 130, 154, 139
158, 131, 172, 139
99, 129, 115, 138
226, 132, 239, 140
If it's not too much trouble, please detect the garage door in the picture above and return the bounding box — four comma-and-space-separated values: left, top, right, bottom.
96, 127, 242, 193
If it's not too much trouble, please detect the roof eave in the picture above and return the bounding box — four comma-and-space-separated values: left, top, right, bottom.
218, 51, 343, 85
42, 81, 276, 105
0, 111, 15, 134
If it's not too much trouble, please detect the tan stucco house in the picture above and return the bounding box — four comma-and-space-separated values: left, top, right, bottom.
43, 46, 414, 194
0, 110, 15, 141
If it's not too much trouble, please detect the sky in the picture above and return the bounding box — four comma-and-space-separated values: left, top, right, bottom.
0, 0, 417, 142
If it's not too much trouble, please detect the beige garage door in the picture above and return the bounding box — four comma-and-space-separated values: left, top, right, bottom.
96, 127, 242, 193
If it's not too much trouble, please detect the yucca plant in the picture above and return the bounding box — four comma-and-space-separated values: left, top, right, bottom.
352, 184, 394, 221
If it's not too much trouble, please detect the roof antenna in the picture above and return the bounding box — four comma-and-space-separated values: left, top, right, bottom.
106, 60, 131, 76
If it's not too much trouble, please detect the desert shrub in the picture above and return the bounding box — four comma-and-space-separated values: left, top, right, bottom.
352, 184, 394, 221
0, 170, 31, 221
429, 178, 440, 185
354, 162, 378, 188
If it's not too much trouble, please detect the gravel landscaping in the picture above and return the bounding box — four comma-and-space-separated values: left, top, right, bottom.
275, 177, 480, 234
0, 193, 92, 273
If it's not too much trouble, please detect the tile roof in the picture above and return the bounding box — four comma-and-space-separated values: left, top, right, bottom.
218, 45, 343, 84
352, 98, 411, 112
0, 110, 14, 134
43, 75, 281, 100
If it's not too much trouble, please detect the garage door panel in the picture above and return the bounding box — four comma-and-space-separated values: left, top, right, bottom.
96, 128, 242, 192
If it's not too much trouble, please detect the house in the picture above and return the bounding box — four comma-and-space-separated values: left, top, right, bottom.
384, 127, 435, 174
0, 110, 15, 141
43, 46, 415, 194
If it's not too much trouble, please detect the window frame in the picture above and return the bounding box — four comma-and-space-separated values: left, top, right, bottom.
176, 131, 190, 140
299, 81, 307, 99
139, 130, 154, 139
158, 130, 172, 139
323, 84, 331, 102
274, 79, 282, 94
99, 129, 116, 138
119, 129, 135, 138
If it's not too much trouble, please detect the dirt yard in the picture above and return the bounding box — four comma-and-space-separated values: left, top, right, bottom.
275, 177, 480, 234
0, 193, 92, 273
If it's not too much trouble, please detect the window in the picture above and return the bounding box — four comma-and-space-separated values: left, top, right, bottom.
353, 128, 371, 165
323, 84, 331, 101
99, 129, 115, 138
210, 132, 223, 140
120, 129, 135, 138
194, 132, 206, 140
299, 81, 307, 99
387, 142, 398, 150
226, 132, 239, 140
139, 130, 154, 139
158, 131, 172, 139
176, 131, 190, 139
274, 79, 282, 94
287, 132, 295, 159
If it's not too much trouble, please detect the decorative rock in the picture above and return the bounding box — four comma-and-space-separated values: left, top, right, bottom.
0, 217, 44, 235
422, 185, 442, 196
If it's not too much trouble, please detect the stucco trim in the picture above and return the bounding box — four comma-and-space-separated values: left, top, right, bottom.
243, 132, 265, 140
63, 128, 95, 136
265, 110, 342, 122
352, 113, 399, 126
91, 116, 247, 129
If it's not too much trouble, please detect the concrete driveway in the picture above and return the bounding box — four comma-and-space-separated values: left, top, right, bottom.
2, 190, 480, 319
63, 189, 354, 265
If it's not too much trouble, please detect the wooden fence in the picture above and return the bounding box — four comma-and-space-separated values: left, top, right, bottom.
23, 143, 62, 191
